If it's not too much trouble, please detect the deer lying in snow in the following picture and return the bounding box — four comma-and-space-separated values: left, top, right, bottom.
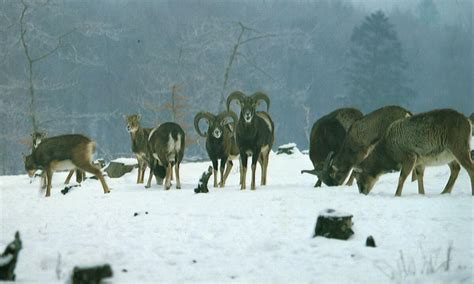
353, 109, 474, 196
24, 134, 110, 197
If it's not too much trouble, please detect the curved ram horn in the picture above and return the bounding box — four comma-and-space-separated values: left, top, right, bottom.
217, 111, 238, 128
301, 163, 323, 176
226, 91, 247, 112
194, 112, 215, 138
251, 92, 270, 111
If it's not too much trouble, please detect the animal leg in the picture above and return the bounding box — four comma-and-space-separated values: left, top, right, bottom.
76, 170, 85, 183
41, 172, 47, 189
441, 161, 460, 194
395, 155, 416, 197
314, 179, 322, 187
212, 159, 218, 188
164, 164, 172, 190
251, 151, 260, 190
175, 163, 181, 189
219, 157, 228, 188
414, 165, 425, 195
140, 163, 147, 184
240, 154, 248, 190
45, 168, 53, 197
222, 160, 233, 187
64, 170, 74, 185
77, 161, 110, 194
450, 145, 474, 195
261, 151, 270, 186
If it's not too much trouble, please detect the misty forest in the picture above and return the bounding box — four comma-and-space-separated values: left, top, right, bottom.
0, 0, 472, 175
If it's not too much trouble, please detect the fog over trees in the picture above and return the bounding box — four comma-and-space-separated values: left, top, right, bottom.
0, 0, 472, 174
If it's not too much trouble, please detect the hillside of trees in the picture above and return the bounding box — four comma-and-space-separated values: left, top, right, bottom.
0, 0, 472, 174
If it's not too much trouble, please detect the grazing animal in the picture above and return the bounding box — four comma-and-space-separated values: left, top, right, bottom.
125, 114, 153, 184
31, 132, 84, 187
194, 111, 240, 188
320, 105, 412, 186
226, 91, 274, 190
353, 109, 474, 196
24, 134, 110, 197
146, 122, 185, 190
301, 108, 363, 187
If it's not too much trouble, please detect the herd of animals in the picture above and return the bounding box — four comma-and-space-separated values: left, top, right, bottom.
22, 91, 474, 198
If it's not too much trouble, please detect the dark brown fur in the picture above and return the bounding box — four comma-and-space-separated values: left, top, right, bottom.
227, 91, 274, 190
302, 108, 363, 187
355, 109, 474, 196
323, 105, 412, 186
194, 111, 240, 188
146, 122, 185, 190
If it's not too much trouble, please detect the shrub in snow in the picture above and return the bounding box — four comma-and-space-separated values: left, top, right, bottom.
0, 231, 22, 281
313, 209, 354, 240
194, 166, 213, 194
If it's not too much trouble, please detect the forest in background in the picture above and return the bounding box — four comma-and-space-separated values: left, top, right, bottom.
0, 0, 472, 174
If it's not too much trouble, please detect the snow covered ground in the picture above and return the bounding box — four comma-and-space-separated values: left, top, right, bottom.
0, 147, 472, 283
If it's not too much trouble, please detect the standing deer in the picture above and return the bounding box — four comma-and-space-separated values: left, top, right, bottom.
146, 122, 185, 190
31, 132, 84, 187
226, 91, 274, 190
24, 134, 110, 197
125, 114, 152, 184
354, 109, 474, 196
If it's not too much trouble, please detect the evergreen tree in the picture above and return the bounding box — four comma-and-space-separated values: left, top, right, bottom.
345, 11, 414, 110
417, 0, 440, 26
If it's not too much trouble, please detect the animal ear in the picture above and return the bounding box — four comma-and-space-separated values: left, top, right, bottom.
137, 114, 142, 121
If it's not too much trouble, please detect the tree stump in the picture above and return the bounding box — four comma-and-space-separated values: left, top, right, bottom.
0, 231, 22, 281
72, 264, 113, 284
277, 143, 297, 155
313, 209, 354, 240
194, 166, 213, 194
366, 235, 376, 247
104, 161, 137, 178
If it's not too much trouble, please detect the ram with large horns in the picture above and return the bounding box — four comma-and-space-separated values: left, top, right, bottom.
194, 111, 240, 188
226, 91, 274, 190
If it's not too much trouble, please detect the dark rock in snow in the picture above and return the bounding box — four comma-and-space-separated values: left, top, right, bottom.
366, 236, 376, 247
313, 209, 354, 240
0, 231, 22, 281
105, 161, 137, 178
277, 143, 297, 155
72, 264, 113, 284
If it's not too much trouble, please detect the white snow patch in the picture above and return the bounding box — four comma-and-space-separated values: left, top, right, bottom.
110, 158, 138, 166
0, 149, 472, 282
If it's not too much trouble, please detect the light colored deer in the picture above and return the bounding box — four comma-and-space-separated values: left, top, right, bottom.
24, 134, 110, 197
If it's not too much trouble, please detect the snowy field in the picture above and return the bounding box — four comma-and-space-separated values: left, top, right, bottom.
0, 147, 472, 283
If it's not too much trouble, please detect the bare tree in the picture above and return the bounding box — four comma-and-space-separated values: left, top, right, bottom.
219, 22, 276, 110
19, 0, 76, 132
